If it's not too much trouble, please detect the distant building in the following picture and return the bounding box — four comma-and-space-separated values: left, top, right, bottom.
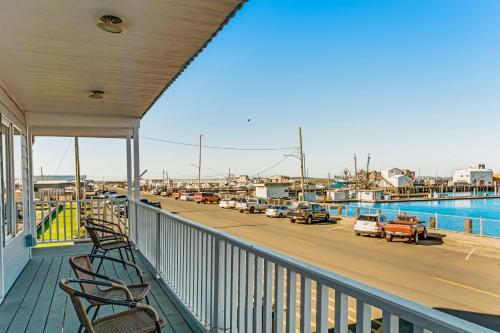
453, 164, 493, 186
357, 190, 384, 202
326, 189, 349, 201
380, 168, 413, 188
255, 182, 290, 199
268, 175, 291, 183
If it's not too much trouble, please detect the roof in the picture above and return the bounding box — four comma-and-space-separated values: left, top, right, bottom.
0, 0, 246, 137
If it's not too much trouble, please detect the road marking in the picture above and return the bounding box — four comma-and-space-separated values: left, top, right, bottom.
325, 226, 344, 231
465, 247, 476, 260
288, 237, 314, 246
433, 277, 500, 299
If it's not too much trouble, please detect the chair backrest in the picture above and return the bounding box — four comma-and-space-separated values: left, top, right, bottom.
59, 279, 96, 333
69, 254, 101, 297
85, 219, 105, 248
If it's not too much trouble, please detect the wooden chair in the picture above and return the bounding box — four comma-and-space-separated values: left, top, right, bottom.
59, 278, 164, 333
85, 218, 135, 272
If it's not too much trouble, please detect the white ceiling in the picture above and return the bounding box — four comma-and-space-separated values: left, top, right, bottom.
0, 0, 244, 136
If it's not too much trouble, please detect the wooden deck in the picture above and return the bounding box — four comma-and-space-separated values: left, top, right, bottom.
0, 244, 195, 333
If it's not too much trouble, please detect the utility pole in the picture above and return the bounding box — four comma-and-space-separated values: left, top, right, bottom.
166, 171, 169, 190
354, 154, 358, 190
74, 137, 81, 201
40, 166, 44, 180
162, 169, 165, 186
299, 127, 305, 201
228, 168, 231, 186
366, 153, 371, 183
198, 134, 202, 193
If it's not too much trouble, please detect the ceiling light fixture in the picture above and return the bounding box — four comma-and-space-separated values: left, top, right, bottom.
89, 90, 104, 99
97, 15, 124, 33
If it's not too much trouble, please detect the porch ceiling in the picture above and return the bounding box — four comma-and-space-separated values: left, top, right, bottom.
0, 0, 245, 137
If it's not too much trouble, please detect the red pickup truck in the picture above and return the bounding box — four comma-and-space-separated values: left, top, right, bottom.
194, 192, 220, 204
385, 215, 428, 244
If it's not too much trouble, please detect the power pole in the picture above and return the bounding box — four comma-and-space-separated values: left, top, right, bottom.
40, 166, 44, 180
366, 153, 371, 183
198, 134, 202, 192
299, 127, 305, 201
354, 154, 358, 190
74, 137, 81, 201
166, 171, 169, 190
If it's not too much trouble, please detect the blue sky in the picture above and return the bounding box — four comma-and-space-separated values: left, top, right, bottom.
33, 0, 500, 180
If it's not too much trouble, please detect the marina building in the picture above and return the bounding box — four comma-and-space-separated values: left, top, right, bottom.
254, 182, 291, 199
380, 167, 413, 188
452, 164, 493, 186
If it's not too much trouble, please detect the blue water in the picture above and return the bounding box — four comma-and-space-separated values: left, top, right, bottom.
340, 198, 500, 237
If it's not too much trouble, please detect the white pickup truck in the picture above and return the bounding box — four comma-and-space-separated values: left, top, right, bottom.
236, 198, 269, 213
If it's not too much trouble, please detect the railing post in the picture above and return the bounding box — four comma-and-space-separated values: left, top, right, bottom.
479, 217, 483, 236
212, 237, 226, 333
382, 312, 399, 333
155, 211, 161, 279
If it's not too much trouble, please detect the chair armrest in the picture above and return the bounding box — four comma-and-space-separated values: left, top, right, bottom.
135, 303, 161, 323
88, 255, 145, 283
86, 218, 126, 235
64, 278, 135, 304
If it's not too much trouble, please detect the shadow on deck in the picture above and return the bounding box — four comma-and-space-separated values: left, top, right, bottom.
0, 244, 195, 333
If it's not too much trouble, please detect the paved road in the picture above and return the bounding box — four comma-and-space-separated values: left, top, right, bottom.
139, 192, 500, 330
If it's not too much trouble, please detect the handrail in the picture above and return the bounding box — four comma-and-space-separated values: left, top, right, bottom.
131, 200, 494, 333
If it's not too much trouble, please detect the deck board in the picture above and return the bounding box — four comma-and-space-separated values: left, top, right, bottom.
0, 244, 195, 333
0, 257, 43, 333
25, 256, 63, 332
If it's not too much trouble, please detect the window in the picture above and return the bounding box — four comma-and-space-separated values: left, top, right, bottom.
13, 127, 24, 234
1, 123, 10, 242
1, 123, 26, 244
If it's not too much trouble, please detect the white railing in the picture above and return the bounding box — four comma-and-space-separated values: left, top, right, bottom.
35, 198, 128, 244
130, 200, 494, 333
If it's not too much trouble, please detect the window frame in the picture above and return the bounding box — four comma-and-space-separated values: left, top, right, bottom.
0, 119, 27, 246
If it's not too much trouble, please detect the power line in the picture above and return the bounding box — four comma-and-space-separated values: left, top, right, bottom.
140, 136, 298, 151
252, 153, 295, 178
54, 138, 73, 175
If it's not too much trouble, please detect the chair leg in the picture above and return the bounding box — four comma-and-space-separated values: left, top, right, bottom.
117, 248, 127, 269
128, 246, 136, 264
78, 305, 94, 333
124, 246, 131, 261
96, 251, 106, 273
91, 306, 101, 321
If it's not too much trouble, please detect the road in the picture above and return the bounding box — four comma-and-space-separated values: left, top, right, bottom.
138, 192, 500, 330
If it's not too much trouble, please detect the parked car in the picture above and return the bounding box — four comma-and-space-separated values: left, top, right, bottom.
265, 205, 289, 218
219, 198, 236, 208
288, 202, 329, 224
227, 198, 239, 209
385, 215, 427, 243
172, 191, 185, 200
194, 192, 220, 204
138, 198, 161, 208
354, 214, 387, 237
180, 193, 195, 201
236, 198, 269, 213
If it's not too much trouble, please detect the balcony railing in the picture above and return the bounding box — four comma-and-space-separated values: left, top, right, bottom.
34, 198, 128, 244
129, 200, 494, 333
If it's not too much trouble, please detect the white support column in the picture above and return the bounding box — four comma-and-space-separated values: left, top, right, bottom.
27, 133, 35, 241
126, 133, 132, 199
133, 123, 140, 201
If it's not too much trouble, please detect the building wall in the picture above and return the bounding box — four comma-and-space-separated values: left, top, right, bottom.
255, 185, 289, 199
0, 86, 31, 302
453, 169, 493, 185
